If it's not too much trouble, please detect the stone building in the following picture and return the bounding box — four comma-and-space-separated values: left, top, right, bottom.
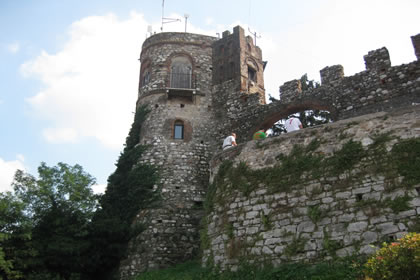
119, 26, 420, 278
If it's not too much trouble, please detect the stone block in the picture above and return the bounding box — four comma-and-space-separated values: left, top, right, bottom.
297, 221, 316, 233
377, 222, 399, 235
347, 221, 368, 232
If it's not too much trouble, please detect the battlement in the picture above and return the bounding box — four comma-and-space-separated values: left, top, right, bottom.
320, 65, 344, 85
364, 47, 391, 73
277, 33, 420, 121
212, 26, 266, 103
411, 33, 420, 60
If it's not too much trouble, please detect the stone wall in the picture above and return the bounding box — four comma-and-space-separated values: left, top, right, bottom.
221, 34, 420, 141
120, 29, 420, 278
203, 105, 420, 271
120, 32, 219, 278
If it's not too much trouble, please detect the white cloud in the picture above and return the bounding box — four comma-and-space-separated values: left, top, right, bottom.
92, 183, 106, 194
0, 155, 25, 193
7, 42, 20, 54
43, 127, 78, 143
19, 3, 420, 150
22, 12, 149, 150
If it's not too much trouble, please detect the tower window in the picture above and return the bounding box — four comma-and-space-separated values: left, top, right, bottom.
170, 56, 192, 89
142, 70, 151, 86
174, 120, 184, 139
248, 66, 257, 82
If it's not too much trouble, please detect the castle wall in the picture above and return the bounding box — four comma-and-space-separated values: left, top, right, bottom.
119, 29, 420, 278
203, 106, 420, 271
222, 35, 420, 141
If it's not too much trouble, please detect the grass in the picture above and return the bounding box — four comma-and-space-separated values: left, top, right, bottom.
133, 258, 365, 280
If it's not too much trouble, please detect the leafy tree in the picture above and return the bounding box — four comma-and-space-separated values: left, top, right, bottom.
270, 74, 332, 136
86, 105, 159, 280
1, 162, 99, 280
0, 192, 30, 280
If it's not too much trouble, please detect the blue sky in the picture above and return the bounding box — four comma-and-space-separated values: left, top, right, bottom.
1, 0, 419, 193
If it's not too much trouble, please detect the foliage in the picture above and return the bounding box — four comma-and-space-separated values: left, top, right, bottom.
390, 138, 420, 186
86, 105, 159, 279
364, 233, 420, 280
284, 237, 307, 257
269, 74, 332, 136
327, 140, 365, 176
307, 205, 324, 224
134, 258, 365, 280
384, 195, 412, 213
1, 162, 99, 280
0, 192, 29, 280
12, 162, 99, 221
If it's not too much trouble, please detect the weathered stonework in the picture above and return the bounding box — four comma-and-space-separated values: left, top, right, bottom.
119, 28, 420, 278
204, 106, 420, 270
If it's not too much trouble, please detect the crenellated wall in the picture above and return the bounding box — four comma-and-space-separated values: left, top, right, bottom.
203, 105, 420, 271
219, 34, 420, 143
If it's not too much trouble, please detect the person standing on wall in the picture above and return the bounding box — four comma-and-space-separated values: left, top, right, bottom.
285, 116, 303, 132
222, 133, 237, 150
253, 128, 267, 140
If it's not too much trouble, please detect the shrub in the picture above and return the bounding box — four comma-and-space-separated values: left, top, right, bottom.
364, 232, 420, 280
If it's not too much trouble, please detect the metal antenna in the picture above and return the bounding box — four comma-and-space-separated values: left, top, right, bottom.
184, 14, 189, 32
161, 0, 181, 31
248, 27, 261, 46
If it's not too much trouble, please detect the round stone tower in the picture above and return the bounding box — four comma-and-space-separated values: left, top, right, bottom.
119, 32, 219, 277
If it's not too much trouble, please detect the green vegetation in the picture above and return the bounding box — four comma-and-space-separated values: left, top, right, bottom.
391, 138, 420, 186
307, 205, 325, 224
86, 105, 159, 279
207, 135, 420, 206
0, 105, 159, 280
134, 258, 365, 280
284, 237, 307, 257
384, 195, 412, 213
364, 232, 420, 280
1, 162, 99, 280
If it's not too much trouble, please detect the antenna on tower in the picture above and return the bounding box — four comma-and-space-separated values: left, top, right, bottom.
161, 0, 181, 31
184, 14, 189, 33
248, 27, 261, 46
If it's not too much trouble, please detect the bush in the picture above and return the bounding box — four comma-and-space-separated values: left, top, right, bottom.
364, 232, 420, 280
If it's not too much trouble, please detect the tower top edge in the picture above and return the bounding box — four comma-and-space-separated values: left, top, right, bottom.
142, 32, 218, 49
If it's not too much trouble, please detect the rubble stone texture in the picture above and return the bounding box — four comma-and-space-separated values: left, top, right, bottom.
119, 28, 420, 278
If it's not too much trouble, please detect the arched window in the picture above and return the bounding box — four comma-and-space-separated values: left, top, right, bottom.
170, 56, 192, 88
173, 120, 184, 139
248, 66, 256, 82
247, 59, 258, 83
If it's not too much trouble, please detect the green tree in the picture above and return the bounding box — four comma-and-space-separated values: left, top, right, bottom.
0, 192, 30, 280
2, 162, 99, 280
86, 105, 159, 280
270, 74, 332, 135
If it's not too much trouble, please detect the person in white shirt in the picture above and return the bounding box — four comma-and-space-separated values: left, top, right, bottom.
222, 133, 237, 150
285, 117, 303, 132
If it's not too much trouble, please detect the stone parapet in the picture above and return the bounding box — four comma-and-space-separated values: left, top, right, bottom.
412, 33, 420, 60
364, 47, 391, 73
204, 106, 420, 271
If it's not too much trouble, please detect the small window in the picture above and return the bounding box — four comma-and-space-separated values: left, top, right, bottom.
248, 66, 256, 82
174, 121, 184, 139
142, 69, 151, 86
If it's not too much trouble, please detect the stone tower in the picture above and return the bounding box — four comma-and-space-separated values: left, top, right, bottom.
212, 26, 266, 104
119, 26, 266, 278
